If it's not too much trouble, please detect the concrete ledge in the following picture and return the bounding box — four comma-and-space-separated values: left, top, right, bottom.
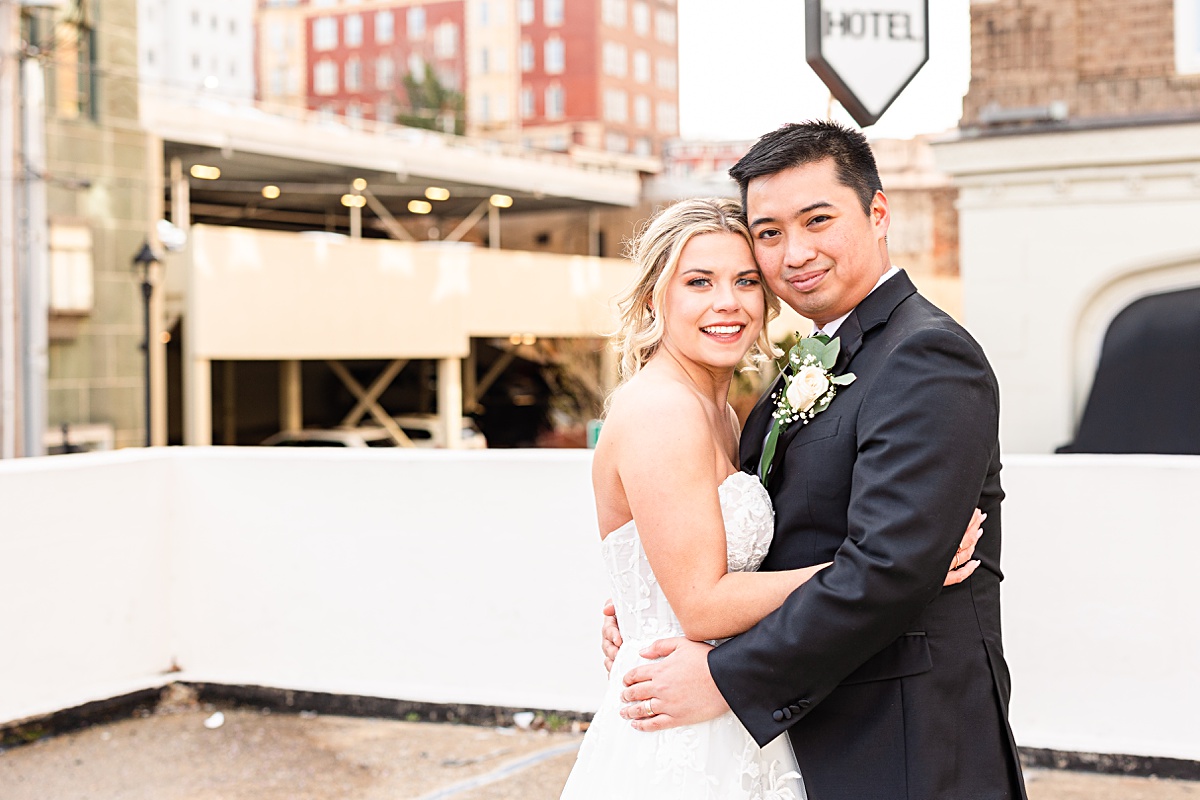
4, 683, 1199, 782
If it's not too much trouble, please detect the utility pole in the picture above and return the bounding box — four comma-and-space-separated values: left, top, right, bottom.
19, 49, 47, 456
0, 0, 21, 459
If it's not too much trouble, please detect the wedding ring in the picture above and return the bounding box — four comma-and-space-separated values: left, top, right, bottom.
643, 699, 654, 717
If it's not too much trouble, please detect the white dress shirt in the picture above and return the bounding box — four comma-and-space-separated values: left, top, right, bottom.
813, 265, 900, 337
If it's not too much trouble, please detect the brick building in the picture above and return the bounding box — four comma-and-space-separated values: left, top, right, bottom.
962, 0, 1200, 127
256, 0, 678, 155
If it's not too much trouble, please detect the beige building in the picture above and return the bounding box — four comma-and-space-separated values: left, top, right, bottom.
935, 0, 1200, 453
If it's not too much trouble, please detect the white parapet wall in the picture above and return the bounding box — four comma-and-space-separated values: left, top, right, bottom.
1, 449, 1198, 763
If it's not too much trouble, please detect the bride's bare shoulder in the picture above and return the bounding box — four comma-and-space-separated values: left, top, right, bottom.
604, 370, 707, 435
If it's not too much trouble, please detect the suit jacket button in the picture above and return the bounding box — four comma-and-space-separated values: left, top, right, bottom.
781, 707, 793, 720
788, 703, 801, 712
798, 700, 811, 709
772, 710, 785, 722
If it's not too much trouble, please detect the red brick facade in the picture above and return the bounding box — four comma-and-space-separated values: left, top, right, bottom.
963, 0, 1200, 126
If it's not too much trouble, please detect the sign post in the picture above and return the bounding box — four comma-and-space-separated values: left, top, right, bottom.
805, 0, 930, 127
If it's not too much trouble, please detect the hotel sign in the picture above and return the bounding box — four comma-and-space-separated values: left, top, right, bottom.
805, 0, 929, 127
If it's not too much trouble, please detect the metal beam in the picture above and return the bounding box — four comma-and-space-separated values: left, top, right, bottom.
444, 199, 489, 243
339, 358, 407, 427
325, 359, 414, 446
361, 187, 415, 241
472, 344, 519, 405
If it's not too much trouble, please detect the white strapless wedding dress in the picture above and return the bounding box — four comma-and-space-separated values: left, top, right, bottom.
560, 471, 806, 799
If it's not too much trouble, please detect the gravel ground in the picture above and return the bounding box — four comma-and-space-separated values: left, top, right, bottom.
1, 706, 1196, 799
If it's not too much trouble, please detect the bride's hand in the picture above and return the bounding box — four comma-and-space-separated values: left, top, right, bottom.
601, 599, 622, 674
944, 508, 985, 586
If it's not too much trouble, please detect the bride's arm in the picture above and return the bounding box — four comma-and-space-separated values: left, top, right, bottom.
617, 390, 827, 642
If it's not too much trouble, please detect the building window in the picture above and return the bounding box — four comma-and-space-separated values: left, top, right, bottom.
48, 224, 94, 315
479, 1, 490, 26
656, 57, 676, 89
479, 47, 490, 74
544, 36, 565, 73
545, 0, 564, 26
376, 10, 394, 43
376, 56, 395, 89
634, 94, 650, 126
520, 87, 535, 118
634, 136, 652, 156
1178, 0, 1200, 74
313, 17, 337, 51
314, 59, 338, 95
603, 41, 627, 77
632, 2, 650, 36
519, 0, 534, 24
604, 88, 628, 122
408, 7, 426, 39
479, 93, 491, 121
655, 9, 676, 44
656, 100, 676, 134
345, 57, 362, 90
602, 0, 627, 27
545, 84, 565, 119
521, 40, 535, 71
605, 132, 629, 153
345, 14, 363, 47
378, 99, 395, 123
55, 16, 98, 120
269, 21, 286, 51
633, 50, 650, 83
408, 52, 426, 77
434, 22, 458, 57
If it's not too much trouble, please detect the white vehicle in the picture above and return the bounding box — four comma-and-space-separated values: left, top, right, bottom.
261, 417, 486, 449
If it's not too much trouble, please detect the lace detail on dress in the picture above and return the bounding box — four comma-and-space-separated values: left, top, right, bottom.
561, 471, 805, 800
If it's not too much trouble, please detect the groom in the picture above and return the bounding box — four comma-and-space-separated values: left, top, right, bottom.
612, 122, 1027, 799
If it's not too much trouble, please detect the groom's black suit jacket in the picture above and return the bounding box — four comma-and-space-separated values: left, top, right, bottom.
709, 271, 1026, 800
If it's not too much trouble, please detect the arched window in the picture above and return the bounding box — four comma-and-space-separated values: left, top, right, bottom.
1060, 287, 1200, 454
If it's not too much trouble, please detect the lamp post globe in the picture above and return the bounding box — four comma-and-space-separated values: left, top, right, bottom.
131, 240, 161, 447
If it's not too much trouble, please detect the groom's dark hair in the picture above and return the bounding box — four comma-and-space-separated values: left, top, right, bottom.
729, 120, 883, 216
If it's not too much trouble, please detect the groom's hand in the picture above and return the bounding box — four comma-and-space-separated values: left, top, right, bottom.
618, 638, 729, 731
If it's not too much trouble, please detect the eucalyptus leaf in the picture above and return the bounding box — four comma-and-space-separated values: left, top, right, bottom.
831, 373, 857, 386
759, 422, 782, 487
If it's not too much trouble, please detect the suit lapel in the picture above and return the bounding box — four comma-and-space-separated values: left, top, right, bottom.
763, 270, 919, 480
740, 372, 784, 473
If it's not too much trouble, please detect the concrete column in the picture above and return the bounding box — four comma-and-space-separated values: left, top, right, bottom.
170, 157, 190, 234
463, 341, 478, 414
588, 209, 601, 257
184, 355, 212, 446
488, 205, 500, 250
279, 359, 302, 431
437, 357, 463, 449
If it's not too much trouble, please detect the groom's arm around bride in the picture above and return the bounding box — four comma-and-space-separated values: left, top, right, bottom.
620, 122, 1026, 800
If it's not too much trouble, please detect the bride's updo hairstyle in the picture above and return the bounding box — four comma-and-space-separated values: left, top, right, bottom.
613, 197, 780, 382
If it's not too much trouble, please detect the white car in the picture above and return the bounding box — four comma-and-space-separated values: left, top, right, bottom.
261, 417, 486, 449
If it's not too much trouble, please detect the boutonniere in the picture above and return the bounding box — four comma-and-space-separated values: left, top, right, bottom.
758, 334, 857, 487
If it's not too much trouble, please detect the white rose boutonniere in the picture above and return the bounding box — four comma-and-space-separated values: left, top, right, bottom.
758, 333, 857, 488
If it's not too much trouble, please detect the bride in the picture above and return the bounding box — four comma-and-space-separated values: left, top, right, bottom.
559, 198, 982, 799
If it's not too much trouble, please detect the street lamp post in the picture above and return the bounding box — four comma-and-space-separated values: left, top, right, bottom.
131, 240, 160, 447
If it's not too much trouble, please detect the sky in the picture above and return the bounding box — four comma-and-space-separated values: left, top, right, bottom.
676, 1, 972, 141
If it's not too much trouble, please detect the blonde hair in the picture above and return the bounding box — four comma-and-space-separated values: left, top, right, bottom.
612, 197, 781, 382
